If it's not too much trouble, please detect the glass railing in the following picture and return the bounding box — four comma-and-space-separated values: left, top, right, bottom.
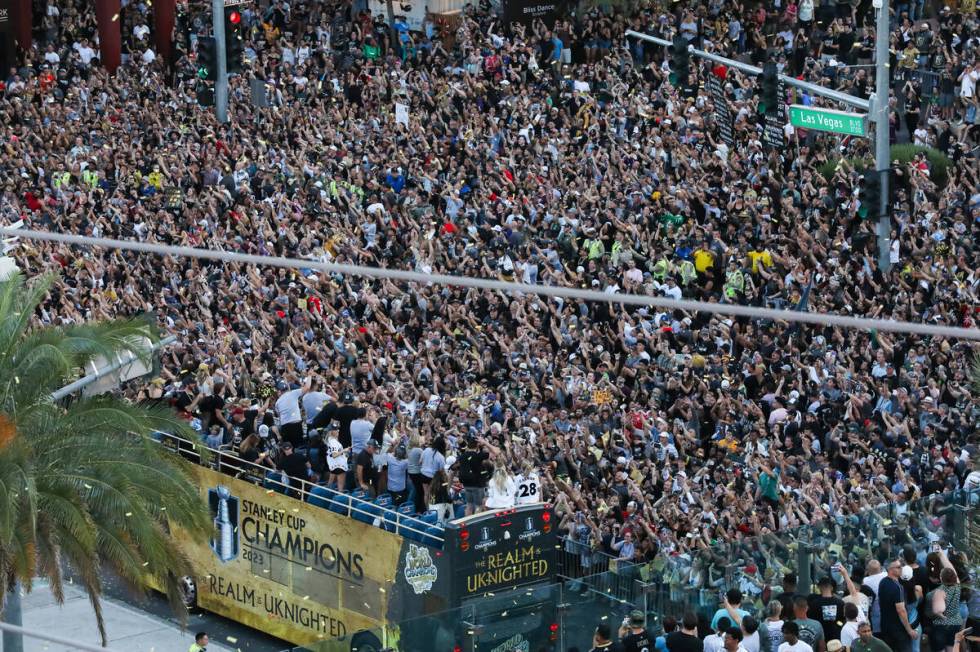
281, 488, 976, 651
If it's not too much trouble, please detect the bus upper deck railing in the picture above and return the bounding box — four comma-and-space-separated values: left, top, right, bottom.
153, 431, 447, 546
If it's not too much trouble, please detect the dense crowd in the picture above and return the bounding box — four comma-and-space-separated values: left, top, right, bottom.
1, 0, 979, 598
582, 538, 977, 652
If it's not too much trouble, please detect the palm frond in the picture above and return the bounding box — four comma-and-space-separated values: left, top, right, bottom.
0, 273, 56, 367
0, 272, 209, 642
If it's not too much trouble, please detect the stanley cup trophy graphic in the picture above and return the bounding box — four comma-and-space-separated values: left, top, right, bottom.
209, 485, 240, 563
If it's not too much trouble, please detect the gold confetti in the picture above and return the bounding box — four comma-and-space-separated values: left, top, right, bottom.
306, 566, 312, 571
303, 595, 309, 600
13, 377, 18, 384
378, 587, 385, 593
125, 512, 133, 517
111, 13, 119, 21
226, 637, 238, 644
142, 562, 149, 567
84, 484, 92, 489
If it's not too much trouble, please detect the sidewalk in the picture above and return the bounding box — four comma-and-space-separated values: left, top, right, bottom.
17, 581, 235, 652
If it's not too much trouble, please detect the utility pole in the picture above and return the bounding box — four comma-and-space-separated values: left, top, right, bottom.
624, 30, 871, 112
212, 0, 228, 124
626, 28, 890, 270
874, 0, 892, 272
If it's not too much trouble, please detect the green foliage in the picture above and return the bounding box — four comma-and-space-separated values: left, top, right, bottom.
889, 144, 952, 188
0, 272, 208, 645
816, 145, 952, 188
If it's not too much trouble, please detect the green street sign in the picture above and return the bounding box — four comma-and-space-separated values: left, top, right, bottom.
789, 105, 867, 137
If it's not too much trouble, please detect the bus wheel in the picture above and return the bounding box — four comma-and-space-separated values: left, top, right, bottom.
179, 576, 197, 608
350, 631, 383, 652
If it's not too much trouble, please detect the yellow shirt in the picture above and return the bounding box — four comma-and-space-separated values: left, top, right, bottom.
693, 249, 714, 273
748, 249, 773, 273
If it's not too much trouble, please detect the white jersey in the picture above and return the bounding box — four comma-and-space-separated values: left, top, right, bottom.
485, 476, 517, 510
515, 472, 541, 505
326, 437, 348, 472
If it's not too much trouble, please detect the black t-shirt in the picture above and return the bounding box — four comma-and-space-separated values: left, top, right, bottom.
280, 452, 308, 481
241, 446, 262, 464
901, 566, 928, 627
590, 643, 626, 652
174, 389, 196, 413
199, 392, 225, 421
878, 576, 909, 639
458, 449, 490, 487
666, 631, 704, 652
809, 594, 846, 641
622, 628, 654, 652
311, 402, 367, 448
778, 592, 800, 619
355, 449, 376, 485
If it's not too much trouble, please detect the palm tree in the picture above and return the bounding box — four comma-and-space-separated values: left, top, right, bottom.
0, 271, 209, 647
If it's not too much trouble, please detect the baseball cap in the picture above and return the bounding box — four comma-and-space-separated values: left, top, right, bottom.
629, 610, 645, 626
365, 439, 379, 449
258, 424, 270, 438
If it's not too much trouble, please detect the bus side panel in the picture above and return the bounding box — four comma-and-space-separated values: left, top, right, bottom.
383, 531, 456, 650
172, 466, 408, 647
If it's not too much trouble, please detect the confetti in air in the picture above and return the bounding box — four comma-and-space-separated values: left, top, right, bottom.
111, 13, 119, 21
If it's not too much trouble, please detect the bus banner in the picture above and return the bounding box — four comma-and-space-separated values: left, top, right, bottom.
172, 465, 454, 648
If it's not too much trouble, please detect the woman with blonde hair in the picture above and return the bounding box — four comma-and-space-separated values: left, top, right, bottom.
485, 461, 517, 510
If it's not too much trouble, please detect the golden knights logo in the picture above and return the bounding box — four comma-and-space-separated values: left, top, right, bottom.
403, 544, 437, 595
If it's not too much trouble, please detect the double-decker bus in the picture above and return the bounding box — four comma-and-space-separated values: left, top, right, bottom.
156, 435, 559, 652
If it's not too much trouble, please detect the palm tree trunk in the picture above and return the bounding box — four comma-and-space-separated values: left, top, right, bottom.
1, 582, 24, 652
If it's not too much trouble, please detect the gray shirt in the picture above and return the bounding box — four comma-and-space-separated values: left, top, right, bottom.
350, 418, 373, 455
407, 447, 423, 474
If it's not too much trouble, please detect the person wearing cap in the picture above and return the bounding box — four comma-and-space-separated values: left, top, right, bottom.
279, 441, 312, 496
590, 621, 626, 652
619, 609, 653, 652
355, 439, 379, 497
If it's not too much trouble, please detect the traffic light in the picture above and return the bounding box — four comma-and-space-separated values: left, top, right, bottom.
668, 35, 689, 86
197, 36, 217, 81
224, 7, 244, 75
758, 62, 780, 115
858, 170, 882, 219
